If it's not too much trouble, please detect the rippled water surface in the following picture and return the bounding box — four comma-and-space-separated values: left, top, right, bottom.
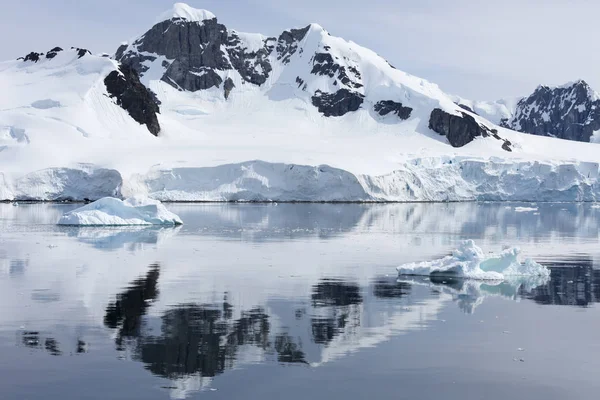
1, 203, 600, 400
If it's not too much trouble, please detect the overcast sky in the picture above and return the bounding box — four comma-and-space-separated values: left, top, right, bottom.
1, 0, 598, 100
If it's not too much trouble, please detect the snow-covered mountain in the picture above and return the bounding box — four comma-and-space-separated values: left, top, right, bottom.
500, 80, 600, 143
1, 3, 599, 202
114, 3, 510, 149
456, 80, 600, 143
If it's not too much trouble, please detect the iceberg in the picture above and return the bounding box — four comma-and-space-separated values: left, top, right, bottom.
57, 196, 183, 226
396, 240, 550, 280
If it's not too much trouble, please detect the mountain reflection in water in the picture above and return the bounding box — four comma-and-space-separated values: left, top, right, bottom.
88, 260, 600, 393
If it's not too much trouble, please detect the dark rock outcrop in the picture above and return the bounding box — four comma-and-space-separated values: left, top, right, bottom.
227, 31, 275, 86
71, 47, 91, 58
104, 65, 161, 136
223, 77, 235, 99
46, 47, 63, 59
429, 108, 482, 147
312, 89, 364, 117
502, 80, 600, 142
116, 16, 276, 92
276, 25, 311, 64
429, 108, 511, 151
374, 100, 412, 119
457, 103, 478, 115
18, 52, 42, 62
164, 61, 223, 91
311, 53, 363, 89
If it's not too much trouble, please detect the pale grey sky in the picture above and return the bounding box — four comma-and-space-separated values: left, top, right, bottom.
1, 0, 598, 100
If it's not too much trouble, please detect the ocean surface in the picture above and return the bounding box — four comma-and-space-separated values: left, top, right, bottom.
1, 202, 600, 400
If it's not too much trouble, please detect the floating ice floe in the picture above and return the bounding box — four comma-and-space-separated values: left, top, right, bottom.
57, 196, 183, 226
514, 206, 538, 212
396, 240, 550, 280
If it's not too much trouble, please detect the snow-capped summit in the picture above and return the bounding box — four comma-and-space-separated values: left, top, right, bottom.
501, 79, 600, 142
115, 2, 512, 150
156, 2, 216, 24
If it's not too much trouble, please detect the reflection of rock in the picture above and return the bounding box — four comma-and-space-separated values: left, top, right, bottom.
104, 264, 160, 348
311, 279, 362, 307
524, 263, 600, 307
310, 279, 362, 346
135, 306, 270, 378
372, 278, 411, 298
104, 267, 273, 381
44, 338, 62, 356
93, 272, 447, 396
20, 330, 86, 357
275, 334, 307, 364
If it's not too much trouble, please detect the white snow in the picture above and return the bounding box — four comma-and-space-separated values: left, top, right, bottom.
31, 99, 61, 109
396, 240, 550, 280
1, 6, 600, 202
156, 3, 216, 24
57, 196, 183, 226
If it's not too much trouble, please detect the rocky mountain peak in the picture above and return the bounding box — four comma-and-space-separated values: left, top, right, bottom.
112, 2, 509, 150
501, 79, 600, 142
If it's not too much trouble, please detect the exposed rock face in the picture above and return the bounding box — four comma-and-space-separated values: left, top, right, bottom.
429, 108, 511, 151
457, 103, 478, 115
45, 47, 63, 59
311, 53, 363, 89
227, 31, 275, 86
18, 52, 42, 62
312, 89, 364, 117
374, 100, 412, 119
104, 65, 161, 136
19, 47, 70, 62
223, 77, 235, 99
116, 15, 286, 94
276, 26, 311, 64
71, 47, 91, 58
502, 80, 600, 142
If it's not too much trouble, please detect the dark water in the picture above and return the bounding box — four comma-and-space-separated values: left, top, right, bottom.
1, 203, 600, 399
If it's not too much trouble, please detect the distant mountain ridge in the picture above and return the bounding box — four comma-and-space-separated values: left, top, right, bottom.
456, 80, 600, 143
500, 80, 600, 142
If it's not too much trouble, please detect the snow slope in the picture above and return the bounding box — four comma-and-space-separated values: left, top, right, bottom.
1, 3, 600, 202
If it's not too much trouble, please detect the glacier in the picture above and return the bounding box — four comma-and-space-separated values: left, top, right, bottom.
3, 158, 598, 202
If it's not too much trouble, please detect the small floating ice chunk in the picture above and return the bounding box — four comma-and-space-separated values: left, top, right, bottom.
396, 240, 550, 280
57, 196, 183, 226
514, 207, 538, 212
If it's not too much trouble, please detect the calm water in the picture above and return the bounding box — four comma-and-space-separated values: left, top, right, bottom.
1, 203, 600, 400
